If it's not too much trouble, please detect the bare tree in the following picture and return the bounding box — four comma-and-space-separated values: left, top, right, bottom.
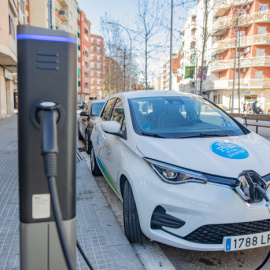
100, 14, 132, 95
133, 0, 166, 89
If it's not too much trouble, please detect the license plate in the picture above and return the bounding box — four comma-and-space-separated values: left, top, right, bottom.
224, 232, 270, 251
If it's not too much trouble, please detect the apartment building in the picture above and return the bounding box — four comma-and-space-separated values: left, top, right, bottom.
28, 0, 77, 34
0, 0, 18, 119
89, 34, 104, 99
178, 0, 213, 95
161, 53, 181, 90
209, 0, 270, 111
77, 10, 91, 100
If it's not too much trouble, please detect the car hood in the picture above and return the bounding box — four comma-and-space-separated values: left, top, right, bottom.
136, 132, 270, 178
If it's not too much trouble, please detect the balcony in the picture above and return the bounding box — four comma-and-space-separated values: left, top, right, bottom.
85, 78, 89, 83
213, 33, 270, 52
84, 46, 89, 52
58, 10, 68, 21
85, 67, 90, 73
213, 10, 270, 33
213, 0, 254, 17
59, 0, 68, 7
210, 56, 270, 72
213, 78, 270, 90
77, 87, 81, 92
85, 55, 89, 62
85, 88, 89, 93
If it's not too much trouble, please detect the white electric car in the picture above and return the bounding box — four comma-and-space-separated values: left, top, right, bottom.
90, 90, 270, 252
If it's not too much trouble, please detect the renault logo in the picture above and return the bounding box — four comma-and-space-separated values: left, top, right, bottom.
236, 171, 267, 203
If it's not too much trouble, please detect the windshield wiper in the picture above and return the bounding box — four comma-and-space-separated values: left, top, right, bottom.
175, 133, 229, 139
141, 132, 166, 138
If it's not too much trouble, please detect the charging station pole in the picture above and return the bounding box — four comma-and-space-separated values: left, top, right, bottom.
17, 25, 77, 270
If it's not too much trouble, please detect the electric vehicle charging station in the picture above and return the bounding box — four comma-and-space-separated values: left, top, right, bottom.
17, 25, 77, 270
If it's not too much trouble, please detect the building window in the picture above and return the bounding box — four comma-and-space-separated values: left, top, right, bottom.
91, 79, 94, 84
259, 4, 268, 13
255, 71, 263, 79
91, 46, 94, 52
97, 79, 100, 85
91, 63, 94, 68
97, 47, 100, 53
97, 63, 101, 69
91, 71, 94, 76
91, 38, 94, 44
97, 55, 101, 61
97, 71, 100, 77
91, 55, 94, 60
258, 26, 267, 34
91, 87, 94, 92
97, 39, 100, 45
9, 15, 15, 39
256, 49, 265, 56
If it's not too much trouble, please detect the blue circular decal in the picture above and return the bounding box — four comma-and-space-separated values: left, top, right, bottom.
210, 141, 249, 159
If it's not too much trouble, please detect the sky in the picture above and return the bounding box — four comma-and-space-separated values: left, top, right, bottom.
77, 0, 137, 35
76, 0, 195, 79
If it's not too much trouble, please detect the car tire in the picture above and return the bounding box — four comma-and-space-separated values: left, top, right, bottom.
85, 132, 91, 154
90, 144, 102, 176
123, 180, 145, 243
78, 127, 83, 140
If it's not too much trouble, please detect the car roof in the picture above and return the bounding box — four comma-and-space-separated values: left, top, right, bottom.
108, 90, 199, 99
87, 99, 106, 104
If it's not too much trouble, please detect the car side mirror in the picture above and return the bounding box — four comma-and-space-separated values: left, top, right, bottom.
80, 111, 88, 117
101, 121, 126, 139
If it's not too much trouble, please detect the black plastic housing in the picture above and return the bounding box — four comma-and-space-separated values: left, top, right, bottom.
17, 25, 77, 223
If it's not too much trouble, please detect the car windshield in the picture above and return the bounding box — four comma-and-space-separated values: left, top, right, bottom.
129, 96, 247, 138
91, 102, 105, 116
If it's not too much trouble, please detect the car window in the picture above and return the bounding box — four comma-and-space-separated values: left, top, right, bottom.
129, 96, 247, 138
110, 98, 126, 131
91, 102, 105, 117
101, 98, 117, 121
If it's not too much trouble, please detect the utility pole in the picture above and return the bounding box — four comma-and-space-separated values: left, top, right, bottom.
232, 0, 248, 113
169, 0, 173, 91
123, 48, 126, 91
199, 0, 208, 96
48, 0, 53, 29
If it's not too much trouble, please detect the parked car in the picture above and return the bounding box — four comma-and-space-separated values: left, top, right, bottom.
78, 99, 106, 153
90, 90, 270, 251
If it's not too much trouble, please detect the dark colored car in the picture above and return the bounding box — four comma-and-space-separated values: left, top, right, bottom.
78, 100, 106, 153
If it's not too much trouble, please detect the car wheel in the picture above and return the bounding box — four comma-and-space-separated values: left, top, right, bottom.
85, 132, 91, 154
78, 127, 83, 140
90, 144, 102, 176
123, 180, 145, 243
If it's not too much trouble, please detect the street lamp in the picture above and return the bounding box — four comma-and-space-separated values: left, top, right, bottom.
107, 22, 132, 92
231, 0, 249, 113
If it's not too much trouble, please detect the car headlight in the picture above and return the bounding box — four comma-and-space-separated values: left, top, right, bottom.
144, 158, 208, 184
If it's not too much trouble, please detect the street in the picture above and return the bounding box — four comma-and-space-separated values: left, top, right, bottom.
78, 137, 270, 270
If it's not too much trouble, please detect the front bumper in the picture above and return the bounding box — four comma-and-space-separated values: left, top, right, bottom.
132, 170, 270, 251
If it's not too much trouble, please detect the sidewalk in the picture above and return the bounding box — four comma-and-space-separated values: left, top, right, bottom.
0, 115, 143, 270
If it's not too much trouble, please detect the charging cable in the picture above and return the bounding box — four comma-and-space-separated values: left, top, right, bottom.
37, 101, 95, 270
38, 102, 74, 270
